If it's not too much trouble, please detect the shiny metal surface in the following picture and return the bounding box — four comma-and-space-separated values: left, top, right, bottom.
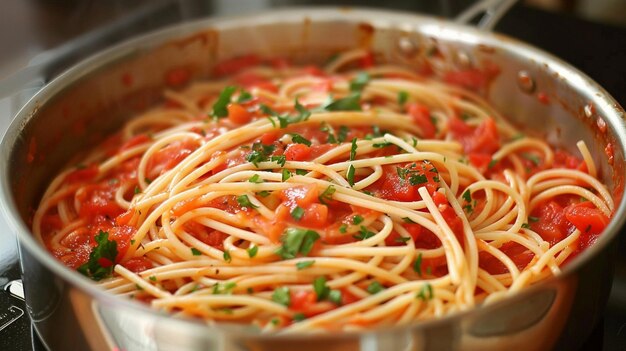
1, 8, 625, 351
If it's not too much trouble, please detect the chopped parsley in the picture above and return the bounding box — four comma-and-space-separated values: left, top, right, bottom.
246, 142, 276, 167
367, 281, 385, 294
352, 215, 364, 225
270, 155, 286, 167
281, 169, 292, 181
416, 283, 434, 301
77, 231, 118, 281
413, 253, 423, 276
212, 281, 236, 295
223, 250, 232, 263
247, 245, 258, 258
248, 174, 263, 183
409, 174, 428, 185
488, 159, 499, 169
134, 186, 140, 194
529, 216, 540, 223
148, 276, 157, 282
402, 217, 416, 224
261, 99, 311, 128
211, 86, 237, 118
347, 164, 356, 187
295, 169, 308, 176
329, 290, 343, 305
321, 93, 362, 111
398, 91, 408, 106
296, 260, 315, 270
321, 123, 350, 144
236, 90, 253, 103
349, 72, 370, 92
353, 225, 375, 240
191, 247, 202, 256
319, 185, 336, 204
462, 189, 475, 213
293, 313, 307, 322
291, 133, 312, 147
522, 153, 541, 166
237, 194, 258, 209
373, 142, 393, 148
521, 223, 531, 229
313, 277, 330, 301
272, 287, 291, 306
256, 190, 271, 197
275, 228, 321, 259
339, 224, 348, 234
348, 139, 358, 162
291, 206, 305, 221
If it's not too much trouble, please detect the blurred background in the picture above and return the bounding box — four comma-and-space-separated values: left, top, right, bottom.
0, 1, 624, 350
0, 0, 625, 80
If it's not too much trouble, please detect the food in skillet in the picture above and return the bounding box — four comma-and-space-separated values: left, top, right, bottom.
33, 50, 613, 331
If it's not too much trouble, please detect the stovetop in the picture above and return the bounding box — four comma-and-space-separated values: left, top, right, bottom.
1, 2, 625, 350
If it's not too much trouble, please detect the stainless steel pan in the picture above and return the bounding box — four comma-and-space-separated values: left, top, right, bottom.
1, 7, 625, 351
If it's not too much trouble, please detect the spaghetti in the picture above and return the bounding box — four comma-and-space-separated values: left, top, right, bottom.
33, 50, 613, 331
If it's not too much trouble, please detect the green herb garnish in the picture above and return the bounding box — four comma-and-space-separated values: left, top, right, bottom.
212, 86, 237, 118
237, 194, 258, 209
77, 231, 118, 281
275, 228, 321, 259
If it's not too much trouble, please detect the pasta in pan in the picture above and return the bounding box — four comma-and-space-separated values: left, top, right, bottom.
33, 50, 613, 331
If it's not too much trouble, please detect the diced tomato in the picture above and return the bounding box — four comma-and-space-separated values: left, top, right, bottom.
301, 65, 326, 77
284, 143, 312, 161
259, 132, 279, 145
290, 290, 317, 312
564, 202, 609, 236
407, 103, 436, 138
431, 191, 464, 244
444, 69, 487, 91
120, 134, 151, 151
554, 150, 584, 170
312, 79, 333, 92
208, 195, 242, 214
279, 184, 319, 208
79, 187, 125, 222
172, 197, 206, 216
148, 139, 199, 174
185, 222, 229, 251
298, 203, 328, 228
468, 153, 492, 174
479, 242, 534, 275
165, 67, 191, 87
385, 223, 422, 246
449, 118, 500, 155
268, 57, 291, 69
370, 164, 438, 202
359, 51, 375, 68
234, 72, 279, 92
444, 63, 499, 91
66, 165, 99, 183
122, 257, 153, 273
227, 103, 252, 124
530, 201, 572, 245
115, 209, 134, 226
276, 185, 329, 228
213, 55, 260, 76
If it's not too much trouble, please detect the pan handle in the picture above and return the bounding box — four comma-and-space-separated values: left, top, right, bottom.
455, 0, 518, 31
